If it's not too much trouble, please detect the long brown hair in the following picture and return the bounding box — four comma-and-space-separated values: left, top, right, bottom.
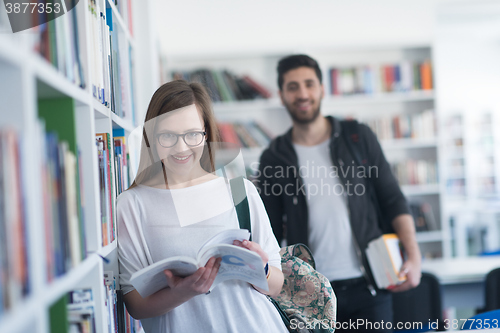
129, 80, 220, 189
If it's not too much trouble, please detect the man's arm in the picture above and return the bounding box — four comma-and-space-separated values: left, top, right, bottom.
360, 124, 422, 291
390, 214, 422, 292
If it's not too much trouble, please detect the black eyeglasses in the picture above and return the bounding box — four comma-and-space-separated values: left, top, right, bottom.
157, 131, 206, 148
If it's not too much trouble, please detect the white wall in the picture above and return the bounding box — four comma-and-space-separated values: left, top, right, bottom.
153, 0, 461, 58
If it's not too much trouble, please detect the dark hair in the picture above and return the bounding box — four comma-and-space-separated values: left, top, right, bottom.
129, 80, 220, 189
277, 54, 322, 90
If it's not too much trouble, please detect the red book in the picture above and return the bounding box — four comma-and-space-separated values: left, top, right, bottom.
393, 117, 401, 139
242, 76, 271, 98
384, 66, 394, 92
330, 68, 340, 95
218, 123, 243, 147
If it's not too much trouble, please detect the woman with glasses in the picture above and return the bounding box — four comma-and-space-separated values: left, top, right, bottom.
116, 80, 288, 333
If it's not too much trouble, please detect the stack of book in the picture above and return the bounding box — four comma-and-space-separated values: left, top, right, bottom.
172, 70, 271, 102
329, 60, 433, 95
366, 234, 406, 289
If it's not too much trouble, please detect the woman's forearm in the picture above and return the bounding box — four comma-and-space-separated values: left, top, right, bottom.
253, 266, 284, 297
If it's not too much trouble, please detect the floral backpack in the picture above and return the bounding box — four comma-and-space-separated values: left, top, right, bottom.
230, 177, 337, 333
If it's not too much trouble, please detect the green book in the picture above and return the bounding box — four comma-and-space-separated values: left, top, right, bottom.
39, 97, 85, 260
38, 98, 77, 155
49, 294, 69, 333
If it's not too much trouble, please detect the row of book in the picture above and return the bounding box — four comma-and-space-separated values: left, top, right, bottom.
39, 98, 88, 283
364, 109, 436, 141
0, 130, 30, 316
172, 70, 272, 102
49, 273, 141, 333
217, 121, 274, 148
391, 160, 438, 186
15, 0, 135, 121
329, 60, 433, 95
104, 272, 142, 333
113, 0, 134, 36
96, 129, 131, 247
89, 0, 135, 122
34, 0, 86, 89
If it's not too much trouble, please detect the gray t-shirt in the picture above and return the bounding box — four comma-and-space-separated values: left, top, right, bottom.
117, 177, 287, 333
294, 139, 363, 281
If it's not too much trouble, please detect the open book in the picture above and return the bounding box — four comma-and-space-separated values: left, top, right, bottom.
366, 234, 406, 289
129, 229, 269, 298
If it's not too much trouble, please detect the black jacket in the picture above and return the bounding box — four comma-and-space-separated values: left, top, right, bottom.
256, 116, 410, 290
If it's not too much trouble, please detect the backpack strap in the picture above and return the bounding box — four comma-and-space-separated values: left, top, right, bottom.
340, 119, 366, 166
229, 176, 252, 240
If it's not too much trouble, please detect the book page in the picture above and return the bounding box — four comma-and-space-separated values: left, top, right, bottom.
199, 244, 269, 292
130, 256, 198, 298
384, 237, 405, 282
198, 228, 250, 254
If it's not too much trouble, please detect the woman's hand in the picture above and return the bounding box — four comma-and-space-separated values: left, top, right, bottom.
233, 239, 284, 296
163, 257, 222, 299
232, 239, 268, 267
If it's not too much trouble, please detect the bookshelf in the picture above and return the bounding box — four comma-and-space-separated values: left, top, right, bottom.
166, 45, 444, 259
434, 0, 500, 259
0, 0, 158, 332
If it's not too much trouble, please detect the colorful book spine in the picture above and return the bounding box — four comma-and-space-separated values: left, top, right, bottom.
328, 60, 434, 95
0, 130, 30, 312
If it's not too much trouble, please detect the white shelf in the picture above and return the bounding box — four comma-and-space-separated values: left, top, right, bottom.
0, 296, 40, 333
416, 230, 443, 243
213, 90, 434, 114
99, 240, 117, 258
401, 183, 440, 196
111, 112, 135, 132
381, 138, 437, 150
213, 98, 282, 114
240, 147, 266, 161
93, 99, 111, 118
42, 255, 100, 307
323, 90, 434, 106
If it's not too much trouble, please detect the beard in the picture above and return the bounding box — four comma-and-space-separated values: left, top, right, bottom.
283, 100, 322, 125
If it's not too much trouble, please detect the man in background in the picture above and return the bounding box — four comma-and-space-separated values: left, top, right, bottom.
256, 54, 421, 332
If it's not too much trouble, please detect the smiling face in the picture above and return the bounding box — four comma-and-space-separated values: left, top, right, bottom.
154, 104, 207, 183
279, 66, 324, 125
